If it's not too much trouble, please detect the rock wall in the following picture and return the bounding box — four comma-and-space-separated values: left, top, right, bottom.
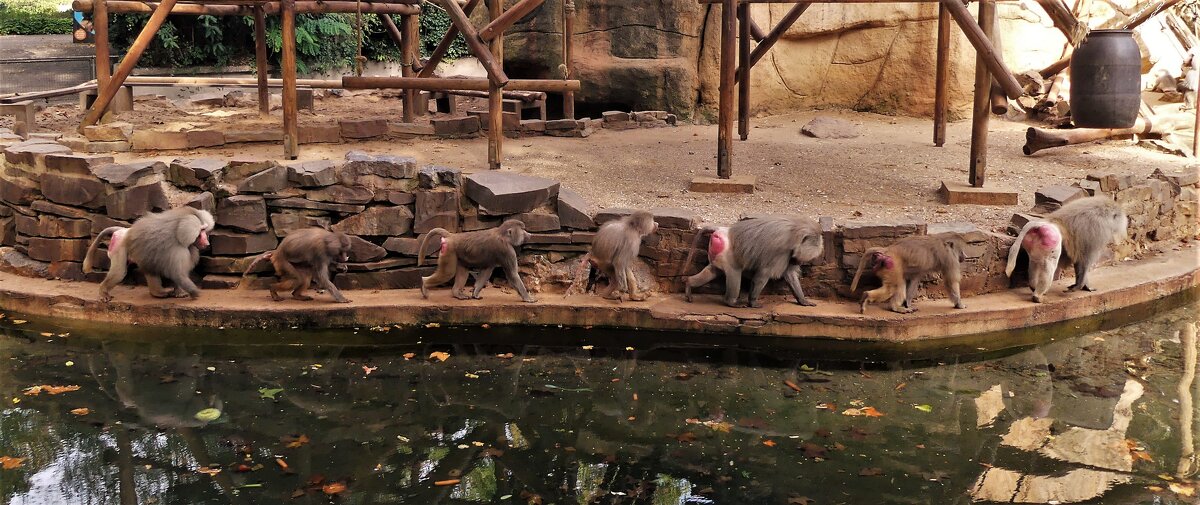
0, 139, 1193, 301
506, 1, 1074, 118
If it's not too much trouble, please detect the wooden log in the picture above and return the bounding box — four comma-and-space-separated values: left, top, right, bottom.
399, 13, 417, 122
80, 0, 178, 130
735, 2, 809, 84
1022, 119, 1163, 155
443, 89, 545, 101
941, 0, 1022, 99
488, 0, 502, 170
94, 0, 110, 89
563, 0, 576, 120
1039, 0, 1083, 44
254, 6, 269, 115
281, 0, 298, 159
418, 0, 482, 78
1, 81, 96, 104
380, 12, 404, 48
73, 0, 420, 14
968, 0, 995, 187
933, 2, 950, 147
438, 0, 508, 87
1039, 0, 1183, 78
718, 0, 735, 178
125, 76, 340, 87
748, 17, 766, 41
343, 76, 580, 92
988, 17, 1007, 115
737, 1, 751, 141
479, 0, 544, 41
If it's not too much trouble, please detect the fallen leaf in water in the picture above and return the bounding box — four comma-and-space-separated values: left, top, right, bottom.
11, 320, 26, 324
291, 489, 306, 498
362, 366, 377, 376
0, 456, 25, 469
284, 434, 310, 448
434, 479, 461, 486
800, 442, 826, 459
762, 440, 776, 447
403, 353, 415, 359
196, 466, 222, 475
1132, 450, 1154, 462
69, 408, 89, 416
429, 352, 450, 362
844, 427, 870, 441
235, 464, 252, 472
276, 458, 290, 470
520, 490, 544, 504
685, 418, 733, 433
194, 408, 221, 422
259, 388, 283, 400
425, 322, 440, 328
322, 482, 347, 495
895, 382, 907, 391
914, 404, 933, 413
788, 496, 813, 505
39, 332, 52, 337
497, 353, 514, 359
859, 467, 884, 476
815, 403, 836, 411
23, 385, 80, 396
784, 380, 802, 392
1169, 482, 1195, 497
842, 406, 884, 417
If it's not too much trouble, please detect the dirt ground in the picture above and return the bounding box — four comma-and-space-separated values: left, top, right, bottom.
8, 91, 1198, 235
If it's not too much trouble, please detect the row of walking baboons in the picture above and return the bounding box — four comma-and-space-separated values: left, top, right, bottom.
81, 196, 1127, 313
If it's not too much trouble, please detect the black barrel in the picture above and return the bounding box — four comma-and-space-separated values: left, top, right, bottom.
1070, 29, 1141, 128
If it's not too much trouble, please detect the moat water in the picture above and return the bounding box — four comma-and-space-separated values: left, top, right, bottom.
0, 303, 1196, 504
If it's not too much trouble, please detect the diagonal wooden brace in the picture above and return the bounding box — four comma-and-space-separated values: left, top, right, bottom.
419, 0, 482, 78
940, 0, 1023, 99
734, 1, 809, 84
438, 0, 508, 87
80, 0, 178, 129
479, 0, 544, 41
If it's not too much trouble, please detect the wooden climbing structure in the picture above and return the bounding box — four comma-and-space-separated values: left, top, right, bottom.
72, 0, 581, 167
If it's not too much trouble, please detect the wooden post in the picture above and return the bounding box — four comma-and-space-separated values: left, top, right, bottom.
562, 0, 576, 120
933, 2, 949, 147
748, 18, 766, 42
717, 0, 735, 178
399, 14, 416, 122
940, 0, 1022, 98
94, 0, 110, 89
439, 0, 508, 87
418, 0, 482, 78
735, 2, 809, 84
79, 0, 178, 129
253, 6, 269, 116
1194, 97, 1199, 158
488, 0, 503, 170
737, 1, 750, 141
479, 0, 545, 41
281, 0, 299, 159
968, 0, 995, 187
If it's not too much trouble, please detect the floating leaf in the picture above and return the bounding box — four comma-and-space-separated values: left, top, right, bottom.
800, 442, 827, 459
1132, 450, 1154, 463
69, 408, 89, 416
403, 353, 416, 360
362, 366, 377, 376
11, 320, 26, 324
842, 407, 884, 417
914, 404, 933, 413
1169, 482, 1196, 497
0, 456, 25, 469
258, 388, 284, 400
429, 352, 450, 362
684, 418, 733, 433
816, 403, 836, 411
783, 380, 802, 392
322, 482, 347, 495
284, 434, 310, 449
434, 479, 461, 486
23, 385, 80, 396
194, 408, 221, 422
788, 497, 813, 505
196, 466, 222, 475
39, 332, 52, 337
762, 440, 777, 447
496, 353, 514, 359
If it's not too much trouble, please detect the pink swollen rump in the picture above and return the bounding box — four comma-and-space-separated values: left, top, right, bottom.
440, 237, 448, 254
707, 228, 728, 262
108, 228, 127, 258
1024, 224, 1061, 249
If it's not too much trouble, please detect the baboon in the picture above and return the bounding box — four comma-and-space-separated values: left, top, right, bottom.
587, 210, 658, 301
83, 206, 215, 302
682, 216, 824, 308
241, 228, 352, 303
417, 219, 535, 302
850, 232, 969, 314
1007, 196, 1127, 299
850, 249, 908, 314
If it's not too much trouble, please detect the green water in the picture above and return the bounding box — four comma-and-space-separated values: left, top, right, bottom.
0, 303, 1196, 505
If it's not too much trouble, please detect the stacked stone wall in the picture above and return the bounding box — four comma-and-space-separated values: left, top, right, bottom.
0, 138, 1194, 301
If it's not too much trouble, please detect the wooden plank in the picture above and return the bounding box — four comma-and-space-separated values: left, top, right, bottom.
968, 0, 994, 187
941, 0, 1022, 99
281, 0, 299, 159
563, 0, 576, 119
73, 0, 420, 14
479, 0, 545, 41
80, 0, 178, 129
438, 0, 508, 87
735, 2, 809, 83
254, 6, 269, 116
343, 76, 580, 91
418, 0, 482, 78
718, 0, 735, 178
933, 2, 949, 147
94, 0, 110, 89
738, 1, 751, 140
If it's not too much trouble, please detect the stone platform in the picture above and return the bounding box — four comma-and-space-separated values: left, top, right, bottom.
0, 246, 1193, 351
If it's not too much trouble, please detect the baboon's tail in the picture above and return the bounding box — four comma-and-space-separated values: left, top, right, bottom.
82, 227, 122, 273
417, 228, 451, 267
850, 247, 885, 292
1006, 222, 1038, 278
677, 225, 715, 278
237, 252, 273, 290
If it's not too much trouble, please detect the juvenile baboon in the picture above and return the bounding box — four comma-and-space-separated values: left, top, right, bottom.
850, 249, 908, 314
417, 219, 535, 302
241, 227, 352, 303
682, 216, 824, 308
587, 210, 658, 301
1007, 196, 1127, 299
83, 206, 215, 302
850, 232, 969, 314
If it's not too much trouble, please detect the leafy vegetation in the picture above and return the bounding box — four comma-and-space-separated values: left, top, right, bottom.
0, 0, 72, 35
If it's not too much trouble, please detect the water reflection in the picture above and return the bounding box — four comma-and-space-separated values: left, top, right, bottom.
0, 303, 1196, 505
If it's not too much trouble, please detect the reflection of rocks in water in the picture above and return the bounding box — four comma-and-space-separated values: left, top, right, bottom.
450, 457, 497, 502
971, 468, 1132, 503
973, 379, 1145, 503
976, 385, 1005, 428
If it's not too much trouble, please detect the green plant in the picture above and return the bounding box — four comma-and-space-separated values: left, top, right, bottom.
418, 4, 468, 61
0, 0, 71, 35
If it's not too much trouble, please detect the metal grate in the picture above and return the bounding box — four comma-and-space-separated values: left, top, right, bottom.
0, 56, 111, 95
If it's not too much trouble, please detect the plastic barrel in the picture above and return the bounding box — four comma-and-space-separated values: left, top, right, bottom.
1069, 29, 1141, 128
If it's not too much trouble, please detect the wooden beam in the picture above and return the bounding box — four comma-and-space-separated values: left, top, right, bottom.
969, 0, 995, 187
73, 0, 421, 14
281, 0, 298, 159
80, 0, 178, 129
253, 6, 269, 116
438, 0, 508, 87
488, 0, 503, 170
398, 14, 417, 122
718, 0, 735, 178
1039, 0, 1182, 78
94, 0, 110, 89
940, 0, 1022, 99
748, 17, 766, 41
933, 2, 950, 147
343, 76, 579, 91
737, 1, 751, 140
479, 0, 544, 41
735, 2, 809, 83
418, 0, 482, 78
125, 76, 340, 87
562, 0, 576, 119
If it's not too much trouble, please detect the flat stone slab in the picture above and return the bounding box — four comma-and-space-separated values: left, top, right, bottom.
940, 181, 1020, 206
800, 116, 861, 139
464, 172, 559, 215
689, 175, 756, 194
